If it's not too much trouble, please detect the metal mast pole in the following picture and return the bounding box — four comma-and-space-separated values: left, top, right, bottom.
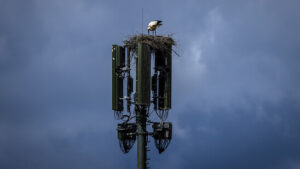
135, 42, 150, 169
136, 105, 147, 169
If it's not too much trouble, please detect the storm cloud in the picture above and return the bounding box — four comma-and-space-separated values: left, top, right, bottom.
1, 0, 300, 169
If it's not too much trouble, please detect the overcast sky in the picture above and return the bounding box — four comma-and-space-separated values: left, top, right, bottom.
1, 0, 300, 169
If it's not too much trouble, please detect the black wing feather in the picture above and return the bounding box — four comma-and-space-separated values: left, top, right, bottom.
156, 20, 163, 25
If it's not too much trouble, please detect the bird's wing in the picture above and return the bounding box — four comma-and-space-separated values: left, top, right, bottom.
156, 20, 162, 25
148, 21, 156, 27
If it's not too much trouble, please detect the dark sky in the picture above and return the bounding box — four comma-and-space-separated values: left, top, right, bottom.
1, 0, 300, 169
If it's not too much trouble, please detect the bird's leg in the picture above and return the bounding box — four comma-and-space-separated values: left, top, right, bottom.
148, 30, 149, 35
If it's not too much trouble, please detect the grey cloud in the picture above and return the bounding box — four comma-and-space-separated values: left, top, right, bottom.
1, 0, 300, 169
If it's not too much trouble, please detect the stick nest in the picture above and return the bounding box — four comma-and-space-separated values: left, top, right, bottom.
123, 34, 177, 55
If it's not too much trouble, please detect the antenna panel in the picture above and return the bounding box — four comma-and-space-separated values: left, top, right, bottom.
112, 45, 125, 111
135, 43, 151, 105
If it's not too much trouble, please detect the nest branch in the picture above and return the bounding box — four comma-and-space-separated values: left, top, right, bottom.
123, 34, 178, 55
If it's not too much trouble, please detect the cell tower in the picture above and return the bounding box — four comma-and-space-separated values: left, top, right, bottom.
112, 34, 175, 169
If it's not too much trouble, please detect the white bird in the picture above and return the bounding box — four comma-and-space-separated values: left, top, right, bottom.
147, 20, 162, 35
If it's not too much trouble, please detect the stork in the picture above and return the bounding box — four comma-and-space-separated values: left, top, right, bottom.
147, 20, 162, 35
